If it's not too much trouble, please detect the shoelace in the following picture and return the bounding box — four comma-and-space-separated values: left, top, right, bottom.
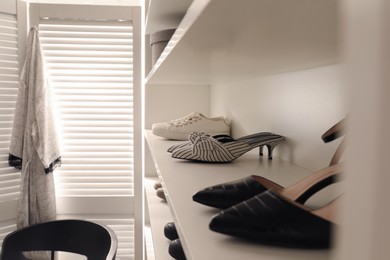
170, 113, 200, 127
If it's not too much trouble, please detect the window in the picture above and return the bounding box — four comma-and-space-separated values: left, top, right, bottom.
39, 19, 134, 199
0, 11, 20, 209
39, 18, 135, 259
0, 8, 19, 249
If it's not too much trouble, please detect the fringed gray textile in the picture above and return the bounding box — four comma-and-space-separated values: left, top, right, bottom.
9, 27, 61, 229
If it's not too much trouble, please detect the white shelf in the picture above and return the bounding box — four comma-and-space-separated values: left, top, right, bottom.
146, 0, 340, 85
144, 177, 173, 260
145, 130, 334, 260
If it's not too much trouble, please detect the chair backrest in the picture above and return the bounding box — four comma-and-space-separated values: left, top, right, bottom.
0, 219, 118, 260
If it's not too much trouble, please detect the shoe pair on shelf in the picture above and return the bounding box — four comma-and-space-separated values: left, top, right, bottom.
163, 222, 186, 260
192, 118, 346, 248
153, 112, 285, 162
152, 112, 231, 141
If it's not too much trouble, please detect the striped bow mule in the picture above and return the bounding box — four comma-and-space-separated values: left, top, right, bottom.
171, 132, 284, 163
167, 132, 273, 153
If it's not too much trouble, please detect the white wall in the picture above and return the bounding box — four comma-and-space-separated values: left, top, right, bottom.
210, 64, 347, 171
144, 64, 346, 171
145, 83, 210, 129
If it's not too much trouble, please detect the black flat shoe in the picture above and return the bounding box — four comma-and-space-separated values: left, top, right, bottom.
209, 189, 340, 249
192, 118, 346, 209
164, 222, 178, 240
168, 239, 186, 260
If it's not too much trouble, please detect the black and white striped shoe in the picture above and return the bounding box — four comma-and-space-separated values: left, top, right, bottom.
171, 132, 284, 162
167, 132, 273, 153
167, 133, 234, 153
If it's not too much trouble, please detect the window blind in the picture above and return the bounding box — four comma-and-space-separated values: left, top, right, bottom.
0, 12, 20, 203
39, 19, 134, 197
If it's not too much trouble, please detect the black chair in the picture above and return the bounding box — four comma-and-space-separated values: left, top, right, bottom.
0, 219, 118, 260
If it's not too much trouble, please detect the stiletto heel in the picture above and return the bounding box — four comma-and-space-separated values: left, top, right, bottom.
257, 134, 280, 158
259, 144, 265, 156
264, 140, 282, 160
259, 141, 279, 159
171, 132, 284, 163
193, 117, 346, 209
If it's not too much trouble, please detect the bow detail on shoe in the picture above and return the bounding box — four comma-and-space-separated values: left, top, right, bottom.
192, 134, 218, 154
188, 132, 210, 144
190, 133, 236, 161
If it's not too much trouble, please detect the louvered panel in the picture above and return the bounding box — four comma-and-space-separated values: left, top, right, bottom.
0, 173, 20, 201
0, 122, 12, 130
57, 170, 133, 178
52, 82, 133, 88
0, 167, 18, 175
0, 94, 16, 102
0, 158, 8, 166
58, 164, 132, 171
56, 94, 132, 101
44, 56, 132, 64
62, 138, 133, 146
39, 19, 134, 197
62, 88, 124, 97
61, 107, 133, 115
62, 146, 132, 153
50, 76, 132, 83
58, 102, 133, 109
61, 126, 133, 134
0, 133, 10, 141
61, 120, 133, 127
0, 12, 19, 204
57, 181, 133, 189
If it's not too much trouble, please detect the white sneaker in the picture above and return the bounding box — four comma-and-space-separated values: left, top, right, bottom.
152, 112, 231, 140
